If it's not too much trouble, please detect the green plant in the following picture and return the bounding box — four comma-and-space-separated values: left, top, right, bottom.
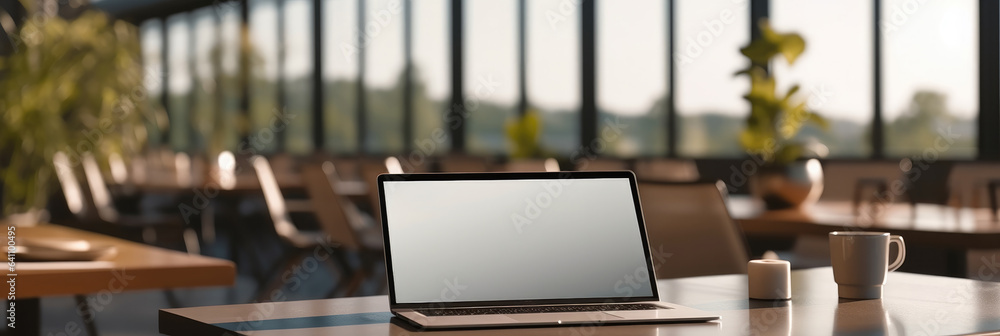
737, 19, 828, 165
505, 109, 542, 159
0, 1, 147, 215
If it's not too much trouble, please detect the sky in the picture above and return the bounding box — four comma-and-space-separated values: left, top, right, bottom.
152, 0, 979, 123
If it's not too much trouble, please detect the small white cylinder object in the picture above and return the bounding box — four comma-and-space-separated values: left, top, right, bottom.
748, 259, 791, 300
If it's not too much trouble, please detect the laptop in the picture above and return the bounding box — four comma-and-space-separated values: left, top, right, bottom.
377, 171, 720, 329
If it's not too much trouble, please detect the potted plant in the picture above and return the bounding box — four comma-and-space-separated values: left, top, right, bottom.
736, 20, 828, 210
0, 1, 148, 223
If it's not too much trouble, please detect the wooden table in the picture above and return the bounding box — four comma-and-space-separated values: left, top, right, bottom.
729, 196, 1000, 250
13, 223, 235, 334
159, 267, 1000, 335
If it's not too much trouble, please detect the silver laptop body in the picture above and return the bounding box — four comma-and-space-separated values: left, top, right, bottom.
377, 171, 720, 329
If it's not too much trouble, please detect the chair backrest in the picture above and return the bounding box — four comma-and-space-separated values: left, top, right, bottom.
215, 151, 238, 190
53, 152, 87, 217
637, 180, 749, 279
360, 158, 391, 225
108, 152, 129, 185
301, 162, 365, 250
634, 159, 699, 182
82, 153, 119, 222
251, 156, 300, 243
575, 158, 628, 171
820, 161, 904, 202
438, 155, 490, 172
948, 162, 1000, 208
174, 152, 192, 188
392, 155, 432, 173
385, 157, 405, 174
327, 157, 360, 181
503, 158, 560, 172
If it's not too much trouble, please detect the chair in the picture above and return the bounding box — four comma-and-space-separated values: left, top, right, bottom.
53, 152, 88, 219
819, 161, 906, 214
574, 158, 628, 171
637, 180, 749, 279
57, 152, 197, 328
634, 158, 699, 182
302, 162, 386, 295
948, 162, 1000, 212
392, 155, 433, 174
359, 158, 392, 227
503, 158, 560, 172
79, 153, 199, 254
251, 156, 354, 298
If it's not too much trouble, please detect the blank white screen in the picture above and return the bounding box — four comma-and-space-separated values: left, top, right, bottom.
383, 178, 654, 303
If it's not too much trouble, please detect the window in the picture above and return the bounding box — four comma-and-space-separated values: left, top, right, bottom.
598, 0, 668, 157
526, 0, 580, 155
364, 0, 406, 154
218, 3, 243, 152
464, 0, 518, 155
166, 13, 193, 152
191, 8, 215, 153
323, 0, 359, 154
772, 0, 872, 158
882, 0, 977, 158
675, 0, 749, 157
411, 0, 450, 155
140, 19, 165, 148
248, 0, 280, 154
283, 0, 315, 154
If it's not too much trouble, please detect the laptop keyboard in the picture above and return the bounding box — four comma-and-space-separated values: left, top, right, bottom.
416, 303, 666, 316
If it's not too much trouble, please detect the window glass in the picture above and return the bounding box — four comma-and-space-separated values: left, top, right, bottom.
464, 0, 518, 154
218, 3, 243, 152
526, 0, 580, 155
364, 0, 406, 153
598, 0, 668, 157
140, 19, 166, 148
882, 0, 977, 158
323, 0, 360, 153
167, 13, 194, 151
283, 0, 315, 154
675, 0, 749, 157
191, 8, 215, 153
772, 0, 873, 158
248, 0, 280, 153
411, 0, 450, 154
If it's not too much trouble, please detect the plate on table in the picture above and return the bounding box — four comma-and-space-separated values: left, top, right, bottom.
14, 238, 117, 261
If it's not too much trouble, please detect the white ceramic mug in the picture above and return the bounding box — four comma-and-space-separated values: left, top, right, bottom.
829, 232, 906, 299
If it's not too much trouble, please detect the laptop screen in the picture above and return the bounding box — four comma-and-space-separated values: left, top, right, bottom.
380, 173, 657, 306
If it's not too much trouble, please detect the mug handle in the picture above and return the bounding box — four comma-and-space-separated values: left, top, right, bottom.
888, 235, 906, 272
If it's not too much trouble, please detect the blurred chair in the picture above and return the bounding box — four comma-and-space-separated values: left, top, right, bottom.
302, 162, 386, 295
392, 155, 433, 174
948, 162, 1000, 214
79, 153, 198, 254
251, 156, 353, 298
820, 161, 906, 213
438, 155, 491, 172
326, 157, 361, 181
385, 156, 405, 174
637, 180, 749, 279
503, 158, 560, 172
359, 158, 392, 227
174, 152, 193, 188
634, 158, 699, 182
574, 158, 628, 171
53, 152, 88, 220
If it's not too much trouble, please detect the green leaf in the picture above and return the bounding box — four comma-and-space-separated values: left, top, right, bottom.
805, 112, 830, 130
773, 144, 805, 166
506, 109, 543, 159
